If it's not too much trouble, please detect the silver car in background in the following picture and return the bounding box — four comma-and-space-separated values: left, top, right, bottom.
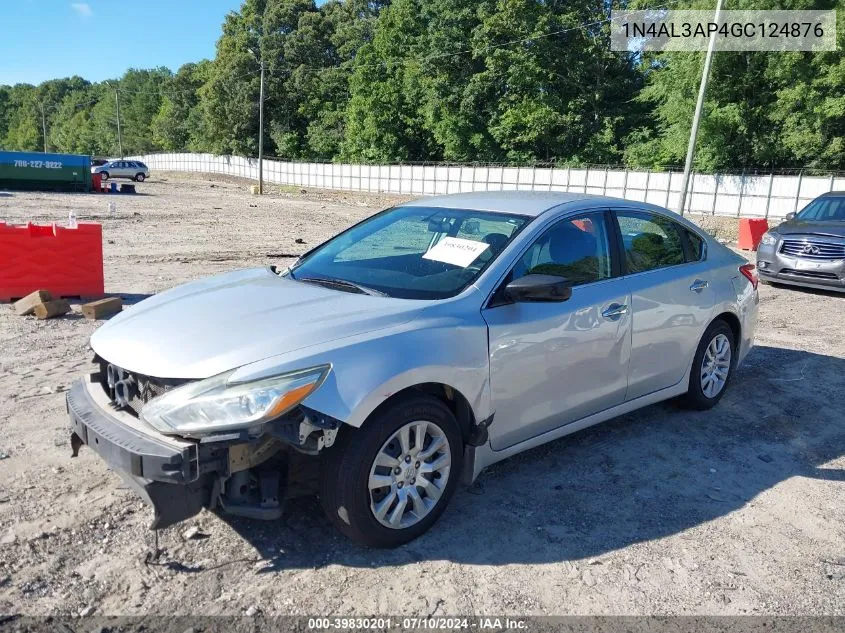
66, 192, 758, 547
757, 192, 845, 292
92, 159, 150, 182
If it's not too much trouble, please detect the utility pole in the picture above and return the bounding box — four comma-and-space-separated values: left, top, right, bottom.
258, 59, 265, 195
113, 85, 123, 158
678, 0, 723, 216
39, 103, 48, 153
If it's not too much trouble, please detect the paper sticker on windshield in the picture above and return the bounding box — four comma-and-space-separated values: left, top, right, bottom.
422, 237, 490, 267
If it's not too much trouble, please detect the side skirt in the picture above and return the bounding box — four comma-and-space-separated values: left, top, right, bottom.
461, 381, 688, 484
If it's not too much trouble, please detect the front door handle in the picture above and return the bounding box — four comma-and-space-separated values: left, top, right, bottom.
690, 279, 709, 292
602, 303, 629, 319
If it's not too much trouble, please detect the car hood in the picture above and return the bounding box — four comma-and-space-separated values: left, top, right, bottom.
776, 220, 845, 238
90, 267, 423, 379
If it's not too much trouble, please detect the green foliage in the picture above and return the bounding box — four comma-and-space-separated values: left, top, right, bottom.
623, 0, 845, 171
342, 0, 434, 162
1, 0, 842, 172
152, 62, 211, 151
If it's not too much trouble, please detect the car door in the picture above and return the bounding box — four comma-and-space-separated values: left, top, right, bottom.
612, 209, 715, 401
482, 211, 632, 450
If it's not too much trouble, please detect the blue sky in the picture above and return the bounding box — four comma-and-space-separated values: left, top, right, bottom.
0, 1, 245, 86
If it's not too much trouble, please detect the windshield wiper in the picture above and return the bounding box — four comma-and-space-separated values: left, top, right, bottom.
298, 276, 386, 297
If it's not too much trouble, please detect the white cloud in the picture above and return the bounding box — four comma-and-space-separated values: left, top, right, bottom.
71, 2, 92, 17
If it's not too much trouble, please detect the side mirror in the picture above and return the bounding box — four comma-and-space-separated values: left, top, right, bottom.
503, 274, 572, 303
784, 212, 796, 221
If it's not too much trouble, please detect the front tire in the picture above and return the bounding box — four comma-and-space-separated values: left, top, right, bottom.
680, 319, 736, 410
100, 171, 109, 181
319, 395, 463, 548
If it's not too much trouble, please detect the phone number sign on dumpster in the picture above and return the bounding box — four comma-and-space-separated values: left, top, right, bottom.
14, 160, 63, 169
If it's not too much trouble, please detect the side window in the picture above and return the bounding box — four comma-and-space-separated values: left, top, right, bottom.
616, 211, 685, 273
512, 213, 613, 287
683, 228, 705, 262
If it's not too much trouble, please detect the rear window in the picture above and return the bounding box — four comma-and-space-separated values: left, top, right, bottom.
616, 211, 686, 273
683, 229, 706, 261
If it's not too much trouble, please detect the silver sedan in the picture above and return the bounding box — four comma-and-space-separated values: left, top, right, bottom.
66, 192, 758, 547
92, 159, 150, 182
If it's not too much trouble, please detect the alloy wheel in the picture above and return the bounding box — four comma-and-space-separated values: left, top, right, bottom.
368, 420, 451, 530
700, 333, 731, 398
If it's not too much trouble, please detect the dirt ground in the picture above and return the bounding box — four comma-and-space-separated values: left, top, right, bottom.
0, 174, 843, 618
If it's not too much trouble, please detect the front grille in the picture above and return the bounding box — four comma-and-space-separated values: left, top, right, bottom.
96, 357, 188, 417
780, 238, 845, 260
779, 268, 839, 280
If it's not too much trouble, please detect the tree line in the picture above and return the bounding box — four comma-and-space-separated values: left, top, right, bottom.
1, 0, 842, 172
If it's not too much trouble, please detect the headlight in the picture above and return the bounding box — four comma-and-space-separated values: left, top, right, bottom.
140, 365, 330, 436
760, 232, 778, 247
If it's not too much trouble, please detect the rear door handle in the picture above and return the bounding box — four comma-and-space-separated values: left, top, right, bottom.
602, 303, 629, 319
690, 279, 709, 292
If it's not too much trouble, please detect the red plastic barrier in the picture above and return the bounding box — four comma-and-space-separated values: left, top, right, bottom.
0, 222, 104, 301
737, 218, 769, 251
92, 172, 102, 192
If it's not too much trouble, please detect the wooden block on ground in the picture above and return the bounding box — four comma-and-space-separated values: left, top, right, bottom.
81, 297, 123, 320
13, 290, 53, 316
33, 300, 71, 320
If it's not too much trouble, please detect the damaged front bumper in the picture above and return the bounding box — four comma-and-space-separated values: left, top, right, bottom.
67, 375, 338, 529
67, 377, 220, 529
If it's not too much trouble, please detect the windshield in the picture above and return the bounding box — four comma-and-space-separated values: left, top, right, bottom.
288, 206, 530, 299
795, 197, 845, 221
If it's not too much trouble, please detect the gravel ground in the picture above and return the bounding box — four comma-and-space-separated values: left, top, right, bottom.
0, 174, 843, 618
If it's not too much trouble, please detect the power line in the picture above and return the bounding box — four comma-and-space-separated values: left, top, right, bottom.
112, 68, 263, 97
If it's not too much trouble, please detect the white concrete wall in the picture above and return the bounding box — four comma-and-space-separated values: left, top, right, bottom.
129, 153, 845, 220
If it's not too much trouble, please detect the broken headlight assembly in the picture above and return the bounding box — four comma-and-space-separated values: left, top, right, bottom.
140, 365, 331, 436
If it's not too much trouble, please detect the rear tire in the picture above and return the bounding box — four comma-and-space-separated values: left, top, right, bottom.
135, 173, 146, 182
319, 395, 463, 548
680, 319, 736, 410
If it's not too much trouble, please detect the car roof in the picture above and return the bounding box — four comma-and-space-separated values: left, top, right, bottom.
398, 191, 610, 217
396, 190, 709, 237
819, 191, 845, 198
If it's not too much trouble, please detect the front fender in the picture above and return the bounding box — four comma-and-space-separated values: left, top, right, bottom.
229, 314, 491, 430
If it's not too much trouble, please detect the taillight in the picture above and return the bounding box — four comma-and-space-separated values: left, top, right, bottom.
739, 263, 758, 290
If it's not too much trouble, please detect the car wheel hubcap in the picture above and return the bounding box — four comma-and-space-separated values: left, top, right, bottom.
368, 420, 451, 530
700, 333, 731, 398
